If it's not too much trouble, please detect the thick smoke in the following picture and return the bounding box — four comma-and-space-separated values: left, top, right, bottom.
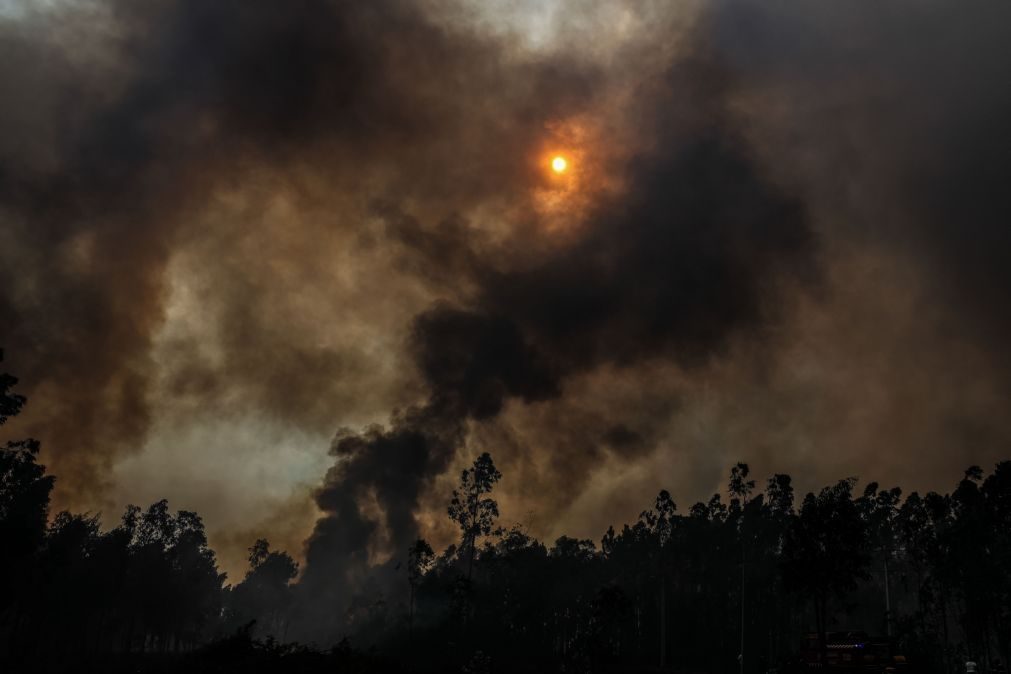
702, 0, 1011, 351
0, 0, 599, 506
301, 35, 814, 632
2, 0, 1011, 638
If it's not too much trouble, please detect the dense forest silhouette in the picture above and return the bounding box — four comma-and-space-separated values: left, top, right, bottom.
2, 350, 1010, 674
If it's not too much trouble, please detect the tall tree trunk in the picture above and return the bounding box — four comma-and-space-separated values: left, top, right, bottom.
467, 535, 476, 583
815, 593, 828, 666
883, 555, 892, 638
740, 556, 746, 674
660, 574, 666, 669
409, 584, 416, 634
125, 616, 135, 654
467, 486, 479, 583
939, 589, 951, 674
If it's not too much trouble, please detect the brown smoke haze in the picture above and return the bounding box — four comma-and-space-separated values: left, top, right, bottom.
2, 0, 1010, 595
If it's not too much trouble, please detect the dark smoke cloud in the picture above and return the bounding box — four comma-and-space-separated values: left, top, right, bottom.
301, 27, 815, 631
0, 0, 598, 505
395, 0, 1011, 554
702, 0, 1011, 352
2, 0, 1011, 638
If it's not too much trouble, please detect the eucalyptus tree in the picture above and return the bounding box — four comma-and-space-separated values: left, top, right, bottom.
448, 452, 502, 582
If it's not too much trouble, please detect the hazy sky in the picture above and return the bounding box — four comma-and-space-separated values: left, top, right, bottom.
1, 0, 1009, 581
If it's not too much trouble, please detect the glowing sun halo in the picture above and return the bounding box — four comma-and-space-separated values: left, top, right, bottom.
551, 156, 568, 173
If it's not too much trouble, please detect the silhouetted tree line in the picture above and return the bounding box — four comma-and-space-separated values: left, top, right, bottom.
2, 350, 1011, 673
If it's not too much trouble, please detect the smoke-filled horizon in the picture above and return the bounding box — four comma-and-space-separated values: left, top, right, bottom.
2, 0, 1010, 585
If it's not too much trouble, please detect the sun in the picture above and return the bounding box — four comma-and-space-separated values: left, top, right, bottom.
551, 156, 568, 173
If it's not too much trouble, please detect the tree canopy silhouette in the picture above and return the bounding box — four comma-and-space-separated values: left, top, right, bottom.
2, 353, 1011, 673
448, 451, 502, 582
